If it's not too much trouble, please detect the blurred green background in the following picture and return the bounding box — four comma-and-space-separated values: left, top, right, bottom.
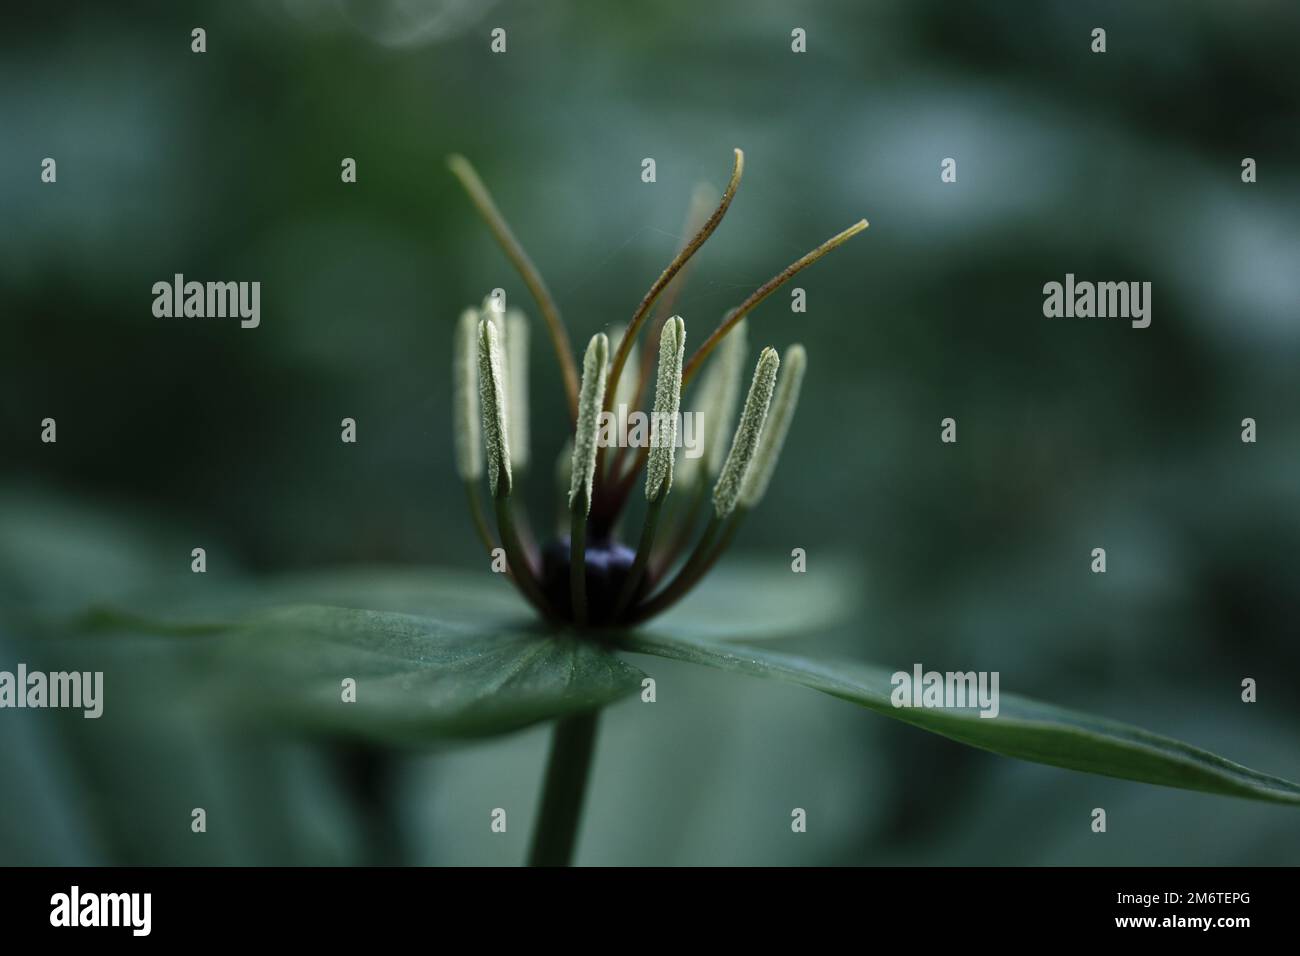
3, 0, 1299, 864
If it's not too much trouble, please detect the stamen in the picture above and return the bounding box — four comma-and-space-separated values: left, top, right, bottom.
569, 333, 610, 626
478, 317, 552, 616
645, 316, 685, 503
595, 317, 745, 523
612, 317, 685, 620
478, 318, 512, 498
569, 334, 610, 515
506, 308, 530, 470
739, 344, 806, 509
712, 347, 780, 519
454, 308, 495, 556
630, 347, 779, 622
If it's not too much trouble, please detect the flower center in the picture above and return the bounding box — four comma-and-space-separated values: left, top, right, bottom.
540, 537, 645, 626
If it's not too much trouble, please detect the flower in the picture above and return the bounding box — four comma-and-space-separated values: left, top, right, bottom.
449, 149, 866, 627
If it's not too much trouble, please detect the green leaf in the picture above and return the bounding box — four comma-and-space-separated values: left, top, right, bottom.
68, 569, 648, 746
77, 567, 518, 634
202, 605, 644, 747
77, 559, 860, 644
624, 631, 1300, 806
0, 625, 369, 865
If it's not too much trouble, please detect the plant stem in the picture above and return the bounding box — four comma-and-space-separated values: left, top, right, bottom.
465, 481, 496, 555
570, 507, 588, 626
611, 497, 662, 621
495, 495, 554, 619
632, 513, 721, 621
527, 710, 600, 867
631, 512, 742, 622
656, 480, 707, 575
673, 514, 742, 604
606, 441, 650, 516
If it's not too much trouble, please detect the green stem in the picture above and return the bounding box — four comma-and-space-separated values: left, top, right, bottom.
656, 480, 707, 575
631, 514, 721, 621
570, 507, 588, 627
611, 497, 662, 622
631, 512, 742, 622
527, 710, 600, 867
495, 495, 553, 619
465, 481, 496, 556
603, 441, 649, 521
